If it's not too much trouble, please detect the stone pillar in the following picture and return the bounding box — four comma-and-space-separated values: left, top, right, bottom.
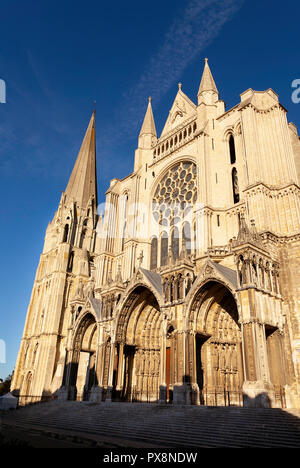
159, 319, 167, 404
57, 351, 71, 401
173, 330, 190, 404
58, 348, 78, 401
115, 342, 125, 401
105, 342, 117, 402
89, 328, 103, 402
186, 331, 199, 405
242, 319, 273, 407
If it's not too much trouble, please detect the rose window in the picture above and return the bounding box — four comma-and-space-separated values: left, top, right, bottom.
152, 161, 197, 226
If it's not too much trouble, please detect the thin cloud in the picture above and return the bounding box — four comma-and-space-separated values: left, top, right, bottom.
100, 0, 244, 148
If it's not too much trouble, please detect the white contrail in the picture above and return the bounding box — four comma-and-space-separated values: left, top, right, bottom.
100, 0, 244, 148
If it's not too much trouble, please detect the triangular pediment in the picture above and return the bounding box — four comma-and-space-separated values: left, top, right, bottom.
160, 88, 197, 138
124, 267, 163, 305
139, 267, 163, 297
197, 259, 238, 292
88, 297, 102, 320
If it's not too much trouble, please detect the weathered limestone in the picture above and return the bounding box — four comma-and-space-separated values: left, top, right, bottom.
11, 59, 300, 409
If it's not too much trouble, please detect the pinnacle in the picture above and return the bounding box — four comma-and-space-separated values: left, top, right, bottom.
139, 97, 157, 137
198, 57, 218, 96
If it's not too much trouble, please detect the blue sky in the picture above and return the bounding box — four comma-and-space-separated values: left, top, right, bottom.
0, 0, 299, 379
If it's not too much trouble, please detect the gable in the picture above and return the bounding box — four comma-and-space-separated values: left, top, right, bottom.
160, 89, 197, 138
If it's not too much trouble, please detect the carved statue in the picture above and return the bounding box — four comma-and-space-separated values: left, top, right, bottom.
75, 278, 84, 299
251, 259, 257, 285
84, 280, 94, 299
238, 257, 247, 285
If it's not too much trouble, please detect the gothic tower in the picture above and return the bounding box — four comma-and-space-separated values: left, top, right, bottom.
11, 111, 99, 402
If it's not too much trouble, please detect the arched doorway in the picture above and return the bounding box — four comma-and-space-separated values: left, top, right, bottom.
189, 281, 244, 406
69, 313, 97, 401
115, 287, 162, 402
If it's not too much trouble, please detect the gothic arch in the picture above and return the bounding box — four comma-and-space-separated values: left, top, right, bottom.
170, 225, 180, 260
149, 155, 197, 200
234, 121, 242, 135
182, 221, 191, 253
115, 284, 160, 327
115, 285, 162, 342
150, 235, 158, 270
160, 231, 168, 266
187, 280, 239, 331
68, 312, 98, 401
114, 286, 162, 402
229, 134, 236, 164
187, 280, 244, 406
185, 267, 241, 327
72, 308, 99, 338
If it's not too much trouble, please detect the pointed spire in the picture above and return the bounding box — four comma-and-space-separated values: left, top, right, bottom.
198, 58, 218, 98
232, 214, 264, 250
65, 110, 97, 209
139, 97, 157, 137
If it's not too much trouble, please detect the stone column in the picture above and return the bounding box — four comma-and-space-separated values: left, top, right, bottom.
242, 319, 273, 407
115, 342, 125, 401
89, 326, 103, 402
173, 330, 190, 404
186, 331, 199, 405
159, 319, 167, 403
66, 349, 79, 401
105, 342, 117, 402
57, 349, 72, 401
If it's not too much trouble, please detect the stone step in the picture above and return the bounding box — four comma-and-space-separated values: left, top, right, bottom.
17, 414, 300, 432
3, 402, 300, 448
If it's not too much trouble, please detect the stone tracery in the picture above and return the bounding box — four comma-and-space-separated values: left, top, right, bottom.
152, 161, 197, 227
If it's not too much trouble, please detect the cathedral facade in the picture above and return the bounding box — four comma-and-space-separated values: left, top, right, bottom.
11, 60, 300, 408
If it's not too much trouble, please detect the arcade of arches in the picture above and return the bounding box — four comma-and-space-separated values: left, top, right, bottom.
62, 282, 289, 407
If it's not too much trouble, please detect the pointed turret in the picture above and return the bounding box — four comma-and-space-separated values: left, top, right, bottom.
65, 111, 97, 209
197, 58, 219, 105
137, 97, 157, 152
139, 97, 157, 138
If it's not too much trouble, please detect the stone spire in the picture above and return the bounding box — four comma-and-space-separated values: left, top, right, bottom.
232, 214, 264, 250
64, 111, 97, 209
197, 58, 219, 104
139, 97, 157, 137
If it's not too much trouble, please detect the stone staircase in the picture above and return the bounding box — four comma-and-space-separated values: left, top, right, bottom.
2, 401, 300, 448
